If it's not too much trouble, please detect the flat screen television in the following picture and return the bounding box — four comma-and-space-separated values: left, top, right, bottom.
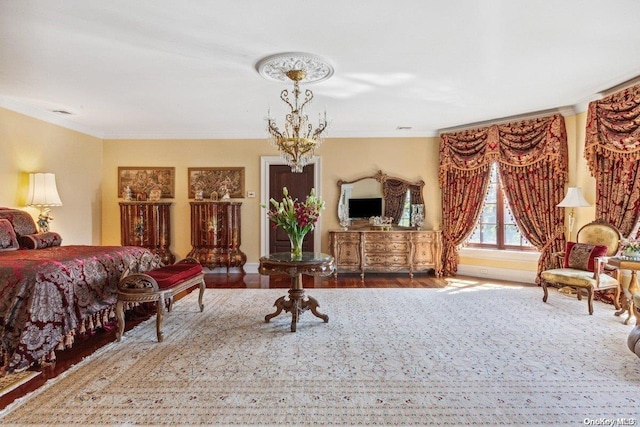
348, 197, 383, 219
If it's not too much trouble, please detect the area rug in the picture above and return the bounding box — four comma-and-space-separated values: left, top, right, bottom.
1, 281, 639, 426
0, 371, 40, 398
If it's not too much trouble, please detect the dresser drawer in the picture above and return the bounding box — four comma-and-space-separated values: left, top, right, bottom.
364, 240, 410, 252
331, 232, 360, 242
364, 253, 409, 267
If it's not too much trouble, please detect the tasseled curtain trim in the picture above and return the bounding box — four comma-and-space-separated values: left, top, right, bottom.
439, 114, 568, 186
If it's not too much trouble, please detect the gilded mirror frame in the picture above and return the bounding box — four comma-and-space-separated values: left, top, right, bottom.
337, 170, 425, 227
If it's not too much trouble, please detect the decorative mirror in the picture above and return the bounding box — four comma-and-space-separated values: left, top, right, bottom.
337, 170, 425, 229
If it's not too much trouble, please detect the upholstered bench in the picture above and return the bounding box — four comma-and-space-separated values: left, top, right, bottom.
115, 258, 205, 342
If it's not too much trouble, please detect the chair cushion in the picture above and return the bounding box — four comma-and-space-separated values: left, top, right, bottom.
563, 242, 608, 272
0, 219, 19, 251
147, 262, 203, 289
541, 268, 619, 289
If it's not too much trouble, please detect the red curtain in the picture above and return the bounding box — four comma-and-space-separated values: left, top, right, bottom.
440, 115, 568, 278
382, 178, 425, 224
585, 84, 640, 238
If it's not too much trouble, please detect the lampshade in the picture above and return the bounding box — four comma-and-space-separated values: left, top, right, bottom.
27, 173, 63, 207
557, 187, 590, 208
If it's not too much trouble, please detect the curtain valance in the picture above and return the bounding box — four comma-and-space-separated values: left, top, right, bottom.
439, 114, 568, 185
585, 84, 640, 176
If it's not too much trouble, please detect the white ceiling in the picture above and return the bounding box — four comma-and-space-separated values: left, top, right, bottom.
1, 0, 640, 139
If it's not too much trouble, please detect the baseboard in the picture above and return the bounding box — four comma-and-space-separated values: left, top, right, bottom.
456, 264, 536, 285
203, 263, 259, 275
206, 262, 535, 283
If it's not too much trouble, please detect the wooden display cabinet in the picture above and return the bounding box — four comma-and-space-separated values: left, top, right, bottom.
119, 201, 175, 265
187, 201, 246, 273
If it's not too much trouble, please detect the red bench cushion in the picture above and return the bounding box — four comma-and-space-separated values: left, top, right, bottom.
147, 263, 203, 289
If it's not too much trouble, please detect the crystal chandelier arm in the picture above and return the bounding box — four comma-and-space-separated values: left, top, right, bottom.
298, 88, 314, 114
279, 89, 294, 112
267, 119, 284, 139
312, 121, 327, 139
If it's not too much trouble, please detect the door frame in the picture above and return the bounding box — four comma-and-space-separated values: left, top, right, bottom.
260, 156, 323, 257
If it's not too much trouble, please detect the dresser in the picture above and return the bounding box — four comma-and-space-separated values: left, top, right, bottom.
119, 201, 175, 265
187, 201, 246, 273
329, 229, 443, 278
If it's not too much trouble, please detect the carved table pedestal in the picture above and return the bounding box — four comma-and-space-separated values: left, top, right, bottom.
259, 252, 335, 332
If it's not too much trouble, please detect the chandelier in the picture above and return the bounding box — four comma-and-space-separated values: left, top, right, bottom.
258, 53, 333, 173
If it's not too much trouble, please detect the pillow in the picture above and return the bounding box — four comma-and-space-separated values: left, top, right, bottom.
19, 232, 62, 249
563, 242, 608, 272
0, 209, 37, 236
0, 218, 19, 251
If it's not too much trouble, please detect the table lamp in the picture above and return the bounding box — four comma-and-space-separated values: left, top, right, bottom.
26, 172, 63, 232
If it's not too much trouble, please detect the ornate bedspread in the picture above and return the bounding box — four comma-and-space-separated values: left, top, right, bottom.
0, 245, 159, 372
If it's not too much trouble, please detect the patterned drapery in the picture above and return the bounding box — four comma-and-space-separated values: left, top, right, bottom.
585, 84, 640, 237
439, 114, 568, 278
383, 179, 425, 224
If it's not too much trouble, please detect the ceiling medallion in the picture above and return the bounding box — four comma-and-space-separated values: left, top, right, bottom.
257, 53, 333, 173
256, 52, 334, 84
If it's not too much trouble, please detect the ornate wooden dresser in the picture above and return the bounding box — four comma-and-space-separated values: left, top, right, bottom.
187, 201, 246, 273
329, 229, 443, 278
119, 201, 175, 265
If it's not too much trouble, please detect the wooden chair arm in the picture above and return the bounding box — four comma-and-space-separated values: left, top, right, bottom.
550, 251, 565, 269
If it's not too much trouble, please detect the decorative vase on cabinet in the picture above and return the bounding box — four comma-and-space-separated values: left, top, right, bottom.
187, 201, 246, 274
119, 201, 175, 265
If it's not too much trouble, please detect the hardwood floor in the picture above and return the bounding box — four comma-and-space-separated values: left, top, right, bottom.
0, 272, 488, 410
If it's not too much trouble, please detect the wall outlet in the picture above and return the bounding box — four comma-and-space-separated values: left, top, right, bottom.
247, 191, 256, 198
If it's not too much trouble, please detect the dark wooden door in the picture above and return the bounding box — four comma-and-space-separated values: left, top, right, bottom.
268, 164, 315, 254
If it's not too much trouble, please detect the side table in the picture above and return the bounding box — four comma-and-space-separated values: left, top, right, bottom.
608, 257, 640, 325
259, 252, 335, 332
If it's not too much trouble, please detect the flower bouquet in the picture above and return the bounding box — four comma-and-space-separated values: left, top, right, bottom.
622, 238, 640, 259
262, 187, 325, 259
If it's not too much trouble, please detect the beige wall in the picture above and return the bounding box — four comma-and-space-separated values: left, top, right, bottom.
3, 104, 599, 283
101, 137, 441, 264
0, 107, 103, 244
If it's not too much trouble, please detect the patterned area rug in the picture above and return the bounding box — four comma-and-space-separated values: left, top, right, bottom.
1, 281, 639, 426
0, 371, 40, 398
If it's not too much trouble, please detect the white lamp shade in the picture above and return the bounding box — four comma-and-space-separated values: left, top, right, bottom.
27, 173, 63, 207
557, 187, 590, 208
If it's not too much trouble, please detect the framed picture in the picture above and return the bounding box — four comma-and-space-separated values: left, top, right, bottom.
118, 167, 175, 199
188, 167, 245, 199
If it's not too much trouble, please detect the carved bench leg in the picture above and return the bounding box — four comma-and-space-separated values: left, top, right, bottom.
198, 278, 205, 312
115, 300, 125, 341
156, 297, 165, 343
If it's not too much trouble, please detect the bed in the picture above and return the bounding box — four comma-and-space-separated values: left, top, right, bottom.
0, 208, 160, 373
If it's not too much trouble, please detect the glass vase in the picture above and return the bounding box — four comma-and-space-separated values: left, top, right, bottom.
288, 232, 306, 261
624, 248, 640, 260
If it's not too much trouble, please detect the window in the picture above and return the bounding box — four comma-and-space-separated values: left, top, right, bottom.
397, 190, 411, 227
467, 163, 533, 250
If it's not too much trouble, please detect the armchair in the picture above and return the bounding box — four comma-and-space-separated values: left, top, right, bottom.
541, 219, 621, 315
